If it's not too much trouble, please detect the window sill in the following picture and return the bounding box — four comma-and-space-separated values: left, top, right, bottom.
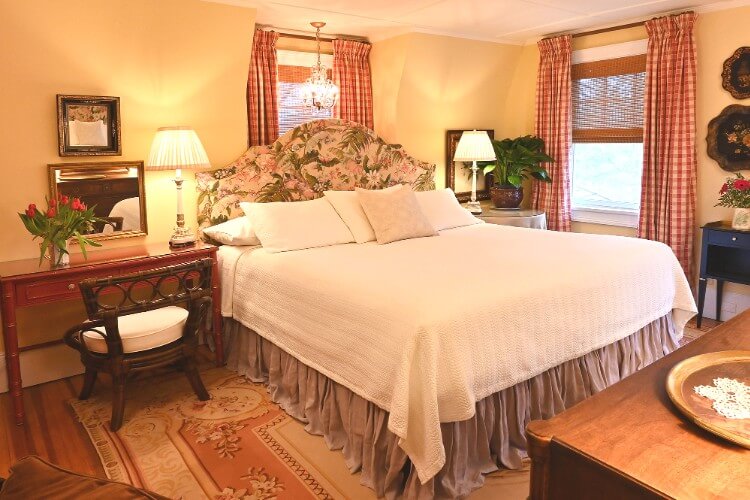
571, 207, 639, 228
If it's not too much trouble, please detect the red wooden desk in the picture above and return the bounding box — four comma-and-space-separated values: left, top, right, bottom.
0, 242, 222, 425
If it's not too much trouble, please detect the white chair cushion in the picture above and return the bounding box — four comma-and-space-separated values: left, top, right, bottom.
83, 306, 189, 354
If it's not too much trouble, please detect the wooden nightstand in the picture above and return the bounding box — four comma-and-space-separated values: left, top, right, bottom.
477, 208, 547, 229
697, 221, 750, 327
0, 242, 222, 425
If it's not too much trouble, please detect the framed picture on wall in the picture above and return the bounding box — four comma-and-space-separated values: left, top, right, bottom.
445, 129, 494, 202
57, 95, 121, 156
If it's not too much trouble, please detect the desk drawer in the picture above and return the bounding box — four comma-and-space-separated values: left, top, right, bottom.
707, 230, 750, 248
16, 271, 120, 306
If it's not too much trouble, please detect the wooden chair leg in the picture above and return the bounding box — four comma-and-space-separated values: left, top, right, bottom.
79, 368, 97, 400
110, 376, 126, 432
183, 357, 210, 401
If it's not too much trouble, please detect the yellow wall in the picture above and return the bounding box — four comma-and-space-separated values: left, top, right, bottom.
695, 6, 750, 318
371, 33, 528, 189
0, 0, 256, 389
0, 0, 256, 262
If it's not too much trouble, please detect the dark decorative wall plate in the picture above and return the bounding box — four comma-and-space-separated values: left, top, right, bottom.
722, 47, 750, 99
707, 105, 750, 172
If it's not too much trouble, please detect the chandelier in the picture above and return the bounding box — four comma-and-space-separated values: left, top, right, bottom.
301, 22, 339, 112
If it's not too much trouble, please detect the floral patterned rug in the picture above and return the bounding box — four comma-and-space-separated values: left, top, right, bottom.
70, 369, 346, 499
71, 326, 715, 500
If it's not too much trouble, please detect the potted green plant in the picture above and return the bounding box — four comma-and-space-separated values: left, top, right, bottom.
482, 135, 553, 209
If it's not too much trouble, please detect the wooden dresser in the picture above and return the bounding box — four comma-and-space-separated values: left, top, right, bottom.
527, 312, 750, 499
0, 242, 222, 426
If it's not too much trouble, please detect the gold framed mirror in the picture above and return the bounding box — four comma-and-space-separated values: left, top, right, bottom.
48, 161, 147, 241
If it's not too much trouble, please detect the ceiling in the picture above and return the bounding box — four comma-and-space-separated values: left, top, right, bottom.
210, 0, 749, 44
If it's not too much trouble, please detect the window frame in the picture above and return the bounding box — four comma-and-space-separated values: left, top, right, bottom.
570, 40, 647, 227
276, 49, 335, 136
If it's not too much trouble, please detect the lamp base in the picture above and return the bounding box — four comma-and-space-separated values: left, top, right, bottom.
466, 201, 482, 215
169, 225, 196, 248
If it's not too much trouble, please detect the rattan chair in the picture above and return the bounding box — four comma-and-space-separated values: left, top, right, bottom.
64, 258, 213, 431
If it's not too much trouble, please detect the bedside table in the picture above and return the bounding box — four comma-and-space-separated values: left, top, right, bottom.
697, 221, 750, 327
477, 208, 547, 229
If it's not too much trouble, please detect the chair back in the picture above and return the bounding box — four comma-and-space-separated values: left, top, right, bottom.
79, 258, 213, 320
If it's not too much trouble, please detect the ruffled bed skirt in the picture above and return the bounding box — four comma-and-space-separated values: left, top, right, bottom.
225, 315, 678, 499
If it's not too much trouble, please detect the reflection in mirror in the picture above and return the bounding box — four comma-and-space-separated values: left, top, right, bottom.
48, 161, 147, 241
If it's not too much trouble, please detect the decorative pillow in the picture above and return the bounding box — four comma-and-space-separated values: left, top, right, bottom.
414, 188, 483, 231
202, 217, 260, 246
356, 185, 437, 244
240, 198, 354, 253
324, 185, 403, 243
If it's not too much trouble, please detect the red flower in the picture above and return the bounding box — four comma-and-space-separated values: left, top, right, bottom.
49, 198, 57, 208
60, 195, 69, 205
735, 179, 750, 191
46, 207, 56, 218
720, 183, 729, 194
71, 198, 82, 210
25, 204, 36, 217
79, 203, 87, 211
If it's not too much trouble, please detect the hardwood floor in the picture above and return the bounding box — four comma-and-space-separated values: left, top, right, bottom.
0, 347, 217, 479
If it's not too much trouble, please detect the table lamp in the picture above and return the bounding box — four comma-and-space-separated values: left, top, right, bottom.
146, 126, 210, 248
453, 130, 496, 214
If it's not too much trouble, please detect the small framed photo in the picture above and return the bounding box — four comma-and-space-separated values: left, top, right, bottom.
445, 129, 494, 202
57, 95, 121, 156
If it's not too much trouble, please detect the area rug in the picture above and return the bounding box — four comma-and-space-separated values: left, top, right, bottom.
71, 369, 349, 499
70, 319, 715, 500
71, 368, 530, 499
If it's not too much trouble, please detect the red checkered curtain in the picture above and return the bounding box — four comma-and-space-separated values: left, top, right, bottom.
533, 35, 572, 232
332, 39, 374, 129
247, 29, 279, 146
638, 13, 697, 277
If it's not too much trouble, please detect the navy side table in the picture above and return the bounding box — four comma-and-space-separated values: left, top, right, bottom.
697, 221, 750, 327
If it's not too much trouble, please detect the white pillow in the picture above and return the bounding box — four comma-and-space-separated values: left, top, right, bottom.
202, 217, 260, 246
324, 185, 402, 243
240, 198, 354, 253
414, 188, 483, 231
356, 185, 437, 244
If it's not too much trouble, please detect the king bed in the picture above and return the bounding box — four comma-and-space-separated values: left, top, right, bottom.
196, 119, 697, 499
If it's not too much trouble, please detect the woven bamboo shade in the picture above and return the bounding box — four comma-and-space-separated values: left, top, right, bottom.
572, 54, 646, 143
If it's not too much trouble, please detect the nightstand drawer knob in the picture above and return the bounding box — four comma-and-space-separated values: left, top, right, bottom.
732, 236, 738, 241
68, 283, 75, 291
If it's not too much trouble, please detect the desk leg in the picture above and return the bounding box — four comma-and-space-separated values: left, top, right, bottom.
211, 257, 223, 366
1, 283, 24, 425
697, 278, 707, 329
716, 280, 724, 323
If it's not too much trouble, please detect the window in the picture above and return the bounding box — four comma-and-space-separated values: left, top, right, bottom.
277, 49, 333, 135
571, 41, 647, 227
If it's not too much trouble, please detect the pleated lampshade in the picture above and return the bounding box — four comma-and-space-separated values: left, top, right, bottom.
453, 130, 495, 162
146, 127, 210, 171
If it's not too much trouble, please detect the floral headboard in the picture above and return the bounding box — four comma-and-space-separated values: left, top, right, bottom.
196, 119, 436, 229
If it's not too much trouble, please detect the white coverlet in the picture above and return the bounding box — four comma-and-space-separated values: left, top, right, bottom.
216, 244, 261, 317
229, 224, 697, 483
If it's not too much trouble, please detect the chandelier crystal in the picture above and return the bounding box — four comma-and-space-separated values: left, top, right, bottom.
301, 22, 339, 112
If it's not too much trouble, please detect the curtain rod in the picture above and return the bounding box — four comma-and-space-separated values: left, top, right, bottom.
567, 10, 693, 39
256, 24, 369, 44
571, 20, 644, 39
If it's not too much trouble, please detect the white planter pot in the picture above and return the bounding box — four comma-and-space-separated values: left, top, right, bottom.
732, 208, 750, 230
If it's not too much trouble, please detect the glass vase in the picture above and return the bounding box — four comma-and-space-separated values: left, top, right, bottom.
49, 241, 70, 267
